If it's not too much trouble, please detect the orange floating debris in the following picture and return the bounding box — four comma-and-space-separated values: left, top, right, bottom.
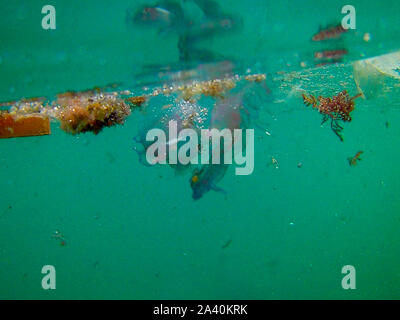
348, 151, 363, 166
126, 95, 147, 107
0, 112, 50, 139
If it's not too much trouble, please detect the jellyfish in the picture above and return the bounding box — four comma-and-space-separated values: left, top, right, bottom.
133, 93, 207, 173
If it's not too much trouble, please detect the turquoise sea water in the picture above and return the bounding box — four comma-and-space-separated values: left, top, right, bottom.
0, 0, 399, 299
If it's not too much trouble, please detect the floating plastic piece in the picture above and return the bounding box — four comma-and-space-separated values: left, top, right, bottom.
353, 50, 400, 99
0, 112, 50, 139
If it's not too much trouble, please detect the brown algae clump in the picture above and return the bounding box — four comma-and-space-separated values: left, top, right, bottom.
302, 90, 362, 141
125, 95, 147, 108
57, 92, 131, 134
179, 78, 236, 101
244, 73, 266, 82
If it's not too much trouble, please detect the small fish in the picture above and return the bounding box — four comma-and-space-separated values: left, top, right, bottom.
312, 24, 348, 41
314, 49, 348, 60
128, 0, 242, 63
128, 1, 184, 32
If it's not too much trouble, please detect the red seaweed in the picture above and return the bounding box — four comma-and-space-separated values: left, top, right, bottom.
302, 90, 362, 141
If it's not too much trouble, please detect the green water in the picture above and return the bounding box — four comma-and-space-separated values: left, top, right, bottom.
1, 0, 400, 299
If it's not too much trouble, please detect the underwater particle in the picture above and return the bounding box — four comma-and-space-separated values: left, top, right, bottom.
300, 61, 307, 68
221, 238, 232, 249
105, 151, 116, 164
297, 162, 302, 168
302, 90, 362, 141
191, 174, 199, 184
289, 222, 295, 226
52, 230, 62, 238
363, 33, 371, 42
335, 212, 348, 224
182, 112, 198, 128
244, 73, 266, 83
1, 204, 12, 218
348, 150, 363, 166
385, 121, 389, 128
269, 156, 279, 169
7, 97, 47, 115
52, 229, 67, 246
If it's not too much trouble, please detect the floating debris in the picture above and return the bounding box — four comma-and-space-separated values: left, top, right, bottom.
56, 92, 131, 135
348, 151, 363, 166
221, 238, 232, 249
7, 97, 47, 115
179, 78, 236, 101
297, 162, 302, 168
270, 156, 279, 169
126, 95, 147, 108
52, 230, 67, 246
0, 111, 50, 139
162, 104, 173, 110
0, 71, 267, 139
244, 73, 266, 83
363, 33, 371, 42
302, 90, 362, 141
